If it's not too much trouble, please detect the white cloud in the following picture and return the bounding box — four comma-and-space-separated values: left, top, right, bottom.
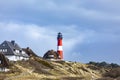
25, 25, 42, 40
0, 22, 21, 33
0, 22, 90, 59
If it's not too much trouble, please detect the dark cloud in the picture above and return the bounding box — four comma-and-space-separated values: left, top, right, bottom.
0, 0, 120, 64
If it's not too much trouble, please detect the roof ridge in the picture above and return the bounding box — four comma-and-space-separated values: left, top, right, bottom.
5, 41, 15, 55
5, 41, 13, 50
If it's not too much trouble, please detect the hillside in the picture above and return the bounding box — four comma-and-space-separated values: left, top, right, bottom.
0, 56, 108, 80
0, 49, 120, 80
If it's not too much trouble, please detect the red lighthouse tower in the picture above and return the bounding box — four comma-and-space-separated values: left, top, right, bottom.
57, 32, 63, 59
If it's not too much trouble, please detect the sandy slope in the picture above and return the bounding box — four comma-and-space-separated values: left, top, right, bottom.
3, 57, 102, 80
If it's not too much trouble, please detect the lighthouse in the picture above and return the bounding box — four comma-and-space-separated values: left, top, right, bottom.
57, 32, 63, 59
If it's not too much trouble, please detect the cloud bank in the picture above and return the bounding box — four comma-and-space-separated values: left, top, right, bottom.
0, 0, 120, 63
0, 22, 91, 61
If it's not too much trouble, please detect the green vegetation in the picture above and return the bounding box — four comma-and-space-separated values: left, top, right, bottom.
88, 61, 120, 80
88, 61, 120, 68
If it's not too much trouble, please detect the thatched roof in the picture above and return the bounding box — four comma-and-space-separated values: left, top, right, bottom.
0, 52, 9, 67
22, 47, 38, 57
43, 50, 59, 59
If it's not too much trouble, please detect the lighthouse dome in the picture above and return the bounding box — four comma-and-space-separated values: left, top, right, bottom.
57, 32, 63, 39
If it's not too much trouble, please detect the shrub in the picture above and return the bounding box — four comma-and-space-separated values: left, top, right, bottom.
88, 61, 120, 68
104, 68, 120, 78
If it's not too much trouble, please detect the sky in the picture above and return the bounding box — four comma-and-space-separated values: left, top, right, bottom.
0, 0, 120, 64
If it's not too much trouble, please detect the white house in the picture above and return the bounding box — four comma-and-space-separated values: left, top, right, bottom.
0, 40, 29, 61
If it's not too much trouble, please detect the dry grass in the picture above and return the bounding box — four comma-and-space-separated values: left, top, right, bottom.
1, 58, 105, 80
0, 73, 6, 80
96, 77, 113, 80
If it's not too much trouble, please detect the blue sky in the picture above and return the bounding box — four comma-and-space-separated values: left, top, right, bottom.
0, 0, 120, 64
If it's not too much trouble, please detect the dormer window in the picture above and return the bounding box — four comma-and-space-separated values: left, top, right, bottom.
2, 44, 5, 46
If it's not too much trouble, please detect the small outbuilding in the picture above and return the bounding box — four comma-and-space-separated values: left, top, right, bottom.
43, 50, 60, 60
22, 47, 39, 57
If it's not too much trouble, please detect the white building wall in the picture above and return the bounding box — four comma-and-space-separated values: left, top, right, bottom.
6, 55, 29, 61
6, 55, 17, 61
20, 56, 24, 60
6, 55, 22, 61
24, 57, 29, 60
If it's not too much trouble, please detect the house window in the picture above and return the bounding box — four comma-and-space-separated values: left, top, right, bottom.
4, 49, 7, 52
0, 49, 2, 52
0, 49, 7, 52
22, 51, 25, 54
2, 49, 5, 52
16, 50, 19, 53
2, 49, 7, 52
